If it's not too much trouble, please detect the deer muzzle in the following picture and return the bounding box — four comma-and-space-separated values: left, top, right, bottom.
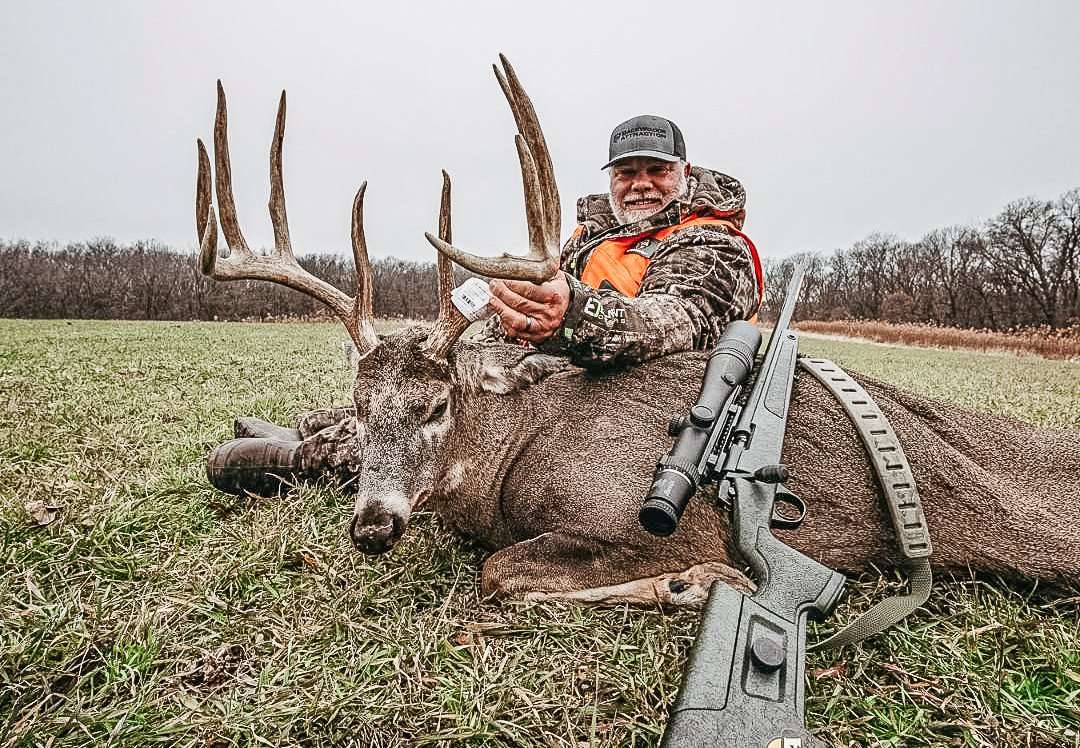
349, 491, 411, 555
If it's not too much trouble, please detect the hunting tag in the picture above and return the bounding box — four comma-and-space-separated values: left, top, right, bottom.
451, 277, 494, 321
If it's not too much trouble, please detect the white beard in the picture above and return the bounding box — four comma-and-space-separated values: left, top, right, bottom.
609, 167, 689, 225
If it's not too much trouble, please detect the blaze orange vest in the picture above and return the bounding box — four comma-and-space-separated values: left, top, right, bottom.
579, 214, 765, 311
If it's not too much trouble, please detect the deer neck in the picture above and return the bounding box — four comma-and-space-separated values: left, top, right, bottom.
428, 385, 546, 546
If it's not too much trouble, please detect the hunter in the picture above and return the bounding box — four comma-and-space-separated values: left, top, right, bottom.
207, 115, 764, 495
487, 114, 762, 365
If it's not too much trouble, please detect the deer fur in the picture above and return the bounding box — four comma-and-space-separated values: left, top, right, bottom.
337, 328, 1080, 606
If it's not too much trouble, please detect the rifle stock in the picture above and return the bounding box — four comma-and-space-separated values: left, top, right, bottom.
661, 580, 838, 748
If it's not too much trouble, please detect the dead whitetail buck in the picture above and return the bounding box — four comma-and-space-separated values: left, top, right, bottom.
196, 57, 1080, 607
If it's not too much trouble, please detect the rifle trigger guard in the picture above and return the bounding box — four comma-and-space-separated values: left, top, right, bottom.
770, 485, 806, 530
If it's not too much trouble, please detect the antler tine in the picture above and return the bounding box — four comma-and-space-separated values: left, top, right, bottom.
197, 82, 377, 355
492, 68, 544, 259
198, 202, 219, 276
350, 182, 379, 350
196, 139, 211, 244
496, 53, 561, 249
213, 80, 252, 257
423, 171, 470, 359
434, 170, 456, 320
268, 90, 293, 260
512, 133, 547, 264
423, 56, 561, 284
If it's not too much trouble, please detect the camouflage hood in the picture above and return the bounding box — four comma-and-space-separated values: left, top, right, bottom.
573, 166, 747, 243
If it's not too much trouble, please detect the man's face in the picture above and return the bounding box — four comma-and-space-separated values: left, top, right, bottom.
608, 157, 690, 225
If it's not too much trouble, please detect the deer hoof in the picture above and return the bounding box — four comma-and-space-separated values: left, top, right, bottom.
668, 579, 691, 594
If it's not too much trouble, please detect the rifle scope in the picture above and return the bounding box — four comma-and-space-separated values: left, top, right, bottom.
639, 320, 762, 537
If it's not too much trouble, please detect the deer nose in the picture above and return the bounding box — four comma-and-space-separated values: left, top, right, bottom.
349, 507, 400, 555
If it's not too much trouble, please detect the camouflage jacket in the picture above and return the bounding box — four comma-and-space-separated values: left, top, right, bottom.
486, 166, 761, 368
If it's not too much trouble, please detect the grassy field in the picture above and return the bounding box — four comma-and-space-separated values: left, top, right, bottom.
1, 319, 1078, 748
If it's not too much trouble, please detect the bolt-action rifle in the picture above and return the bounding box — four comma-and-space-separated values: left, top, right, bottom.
639, 261, 844, 747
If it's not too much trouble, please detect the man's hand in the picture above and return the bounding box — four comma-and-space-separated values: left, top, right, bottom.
488, 271, 571, 343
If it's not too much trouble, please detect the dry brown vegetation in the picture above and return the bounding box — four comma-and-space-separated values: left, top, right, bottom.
795, 319, 1080, 360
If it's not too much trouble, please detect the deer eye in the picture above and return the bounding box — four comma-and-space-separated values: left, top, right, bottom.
425, 398, 449, 424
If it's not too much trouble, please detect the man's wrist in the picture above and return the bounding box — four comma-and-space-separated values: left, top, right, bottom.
556, 271, 576, 333
537, 274, 592, 351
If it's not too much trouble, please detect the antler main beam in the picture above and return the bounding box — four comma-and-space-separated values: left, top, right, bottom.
196, 81, 379, 353
423, 55, 561, 284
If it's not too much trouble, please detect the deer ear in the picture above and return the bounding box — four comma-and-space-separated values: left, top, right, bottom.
473, 352, 575, 395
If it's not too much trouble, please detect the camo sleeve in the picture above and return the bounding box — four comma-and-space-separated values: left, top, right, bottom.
297, 406, 356, 439
537, 225, 759, 368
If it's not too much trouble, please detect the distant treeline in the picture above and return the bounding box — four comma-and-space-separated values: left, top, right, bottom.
761, 188, 1080, 329
0, 239, 455, 321
3, 187, 1077, 330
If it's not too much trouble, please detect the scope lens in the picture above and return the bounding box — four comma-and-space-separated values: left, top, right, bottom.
639, 497, 679, 537
640, 466, 696, 536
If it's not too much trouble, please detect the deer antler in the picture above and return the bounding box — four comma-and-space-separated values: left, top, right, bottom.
196, 81, 379, 354
423, 55, 561, 284
422, 171, 471, 359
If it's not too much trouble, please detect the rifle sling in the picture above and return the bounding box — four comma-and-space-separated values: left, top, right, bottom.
796, 357, 934, 652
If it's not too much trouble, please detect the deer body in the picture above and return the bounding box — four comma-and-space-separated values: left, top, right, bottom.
345, 334, 1080, 605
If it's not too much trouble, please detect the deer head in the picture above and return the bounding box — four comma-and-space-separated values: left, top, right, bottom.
197, 56, 566, 554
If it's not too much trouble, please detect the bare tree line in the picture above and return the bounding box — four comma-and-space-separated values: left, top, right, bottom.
762, 188, 1080, 329
0, 239, 456, 321
2, 187, 1077, 330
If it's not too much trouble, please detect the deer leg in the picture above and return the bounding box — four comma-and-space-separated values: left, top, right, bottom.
480, 532, 752, 607
521, 562, 754, 608
228, 404, 355, 442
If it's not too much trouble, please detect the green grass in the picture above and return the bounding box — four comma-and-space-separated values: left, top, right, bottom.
797, 335, 1080, 429
1, 319, 1078, 747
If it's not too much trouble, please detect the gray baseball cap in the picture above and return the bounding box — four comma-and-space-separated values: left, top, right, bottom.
602, 114, 686, 170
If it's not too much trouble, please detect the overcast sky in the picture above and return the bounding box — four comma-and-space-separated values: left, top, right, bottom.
2, 1, 1078, 265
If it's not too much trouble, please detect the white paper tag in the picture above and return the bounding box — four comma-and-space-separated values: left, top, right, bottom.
450, 277, 494, 322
